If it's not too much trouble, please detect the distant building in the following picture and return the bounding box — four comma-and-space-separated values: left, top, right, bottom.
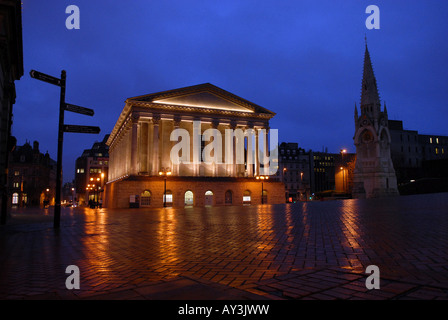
74, 135, 110, 206
278, 142, 312, 202
352, 42, 399, 198
311, 151, 335, 193
104, 83, 284, 208
388, 119, 448, 185
0, 0, 23, 222
8, 141, 56, 207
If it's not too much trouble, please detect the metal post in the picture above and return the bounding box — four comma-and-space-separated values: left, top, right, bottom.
261, 181, 264, 204
163, 177, 166, 207
54, 70, 66, 228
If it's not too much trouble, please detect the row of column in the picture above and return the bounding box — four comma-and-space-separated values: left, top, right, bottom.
120, 115, 271, 178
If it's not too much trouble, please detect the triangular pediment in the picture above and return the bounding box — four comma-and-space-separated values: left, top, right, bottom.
128, 83, 275, 115
154, 91, 254, 113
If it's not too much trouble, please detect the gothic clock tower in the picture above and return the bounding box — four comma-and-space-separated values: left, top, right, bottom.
352, 41, 399, 198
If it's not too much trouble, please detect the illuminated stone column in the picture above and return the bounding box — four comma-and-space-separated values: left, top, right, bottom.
246, 124, 255, 177
211, 120, 219, 177
152, 115, 160, 175
139, 121, 149, 174
173, 116, 181, 176
255, 128, 259, 177
192, 119, 201, 176
130, 114, 139, 175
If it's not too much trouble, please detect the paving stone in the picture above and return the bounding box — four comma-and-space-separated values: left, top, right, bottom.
1, 193, 448, 300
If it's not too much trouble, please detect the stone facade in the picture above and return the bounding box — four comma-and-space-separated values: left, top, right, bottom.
104, 83, 284, 208
352, 42, 399, 199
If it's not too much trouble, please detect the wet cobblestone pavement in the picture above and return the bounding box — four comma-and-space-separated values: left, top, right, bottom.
1, 192, 447, 300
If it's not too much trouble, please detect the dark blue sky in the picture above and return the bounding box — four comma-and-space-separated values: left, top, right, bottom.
13, 1, 448, 183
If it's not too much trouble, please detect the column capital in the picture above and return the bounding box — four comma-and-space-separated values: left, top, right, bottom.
211, 119, 220, 129
131, 113, 140, 124
173, 115, 182, 127
152, 114, 161, 125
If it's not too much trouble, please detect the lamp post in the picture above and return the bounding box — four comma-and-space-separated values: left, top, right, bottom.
340, 149, 347, 193
159, 167, 172, 207
256, 175, 269, 204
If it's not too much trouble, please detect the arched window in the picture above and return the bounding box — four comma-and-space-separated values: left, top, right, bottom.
184, 190, 194, 206
225, 190, 233, 205
140, 190, 151, 206
243, 190, 251, 205
205, 190, 213, 206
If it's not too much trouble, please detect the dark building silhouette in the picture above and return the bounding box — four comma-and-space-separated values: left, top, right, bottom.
8, 141, 56, 207
0, 0, 23, 222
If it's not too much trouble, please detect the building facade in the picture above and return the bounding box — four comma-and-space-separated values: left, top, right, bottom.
278, 142, 312, 202
0, 0, 23, 222
352, 42, 399, 198
389, 119, 448, 185
104, 83, 284, 208
74, 134, 109, 206
8, 141, 56, 207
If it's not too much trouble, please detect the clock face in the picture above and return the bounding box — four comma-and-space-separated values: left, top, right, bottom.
362, 131, 373, 143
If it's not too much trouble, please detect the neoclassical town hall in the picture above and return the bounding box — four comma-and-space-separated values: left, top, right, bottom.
104, 83, 284, 208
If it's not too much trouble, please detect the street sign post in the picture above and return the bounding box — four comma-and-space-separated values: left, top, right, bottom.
30, 70, 61, 87
63, 125, 100, 134
30, 69, 100, 228
64, 103, 94, 116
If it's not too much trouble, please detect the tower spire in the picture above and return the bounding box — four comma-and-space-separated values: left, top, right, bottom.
361, 39, 381, 108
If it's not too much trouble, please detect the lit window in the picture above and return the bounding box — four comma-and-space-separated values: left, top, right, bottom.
435, 148, 439, 155
12, 193, 19, 205
442, 148, 445, 154
13, 182, 19, 188
436, 138, 439, 144
14, 171, 19, 176
430, 137, 433, 144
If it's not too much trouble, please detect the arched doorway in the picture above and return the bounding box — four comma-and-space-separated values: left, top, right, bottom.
243, 190, 251, 205
164, 190, 173, 207
184, 190, 194, 206
225, 190, 233, 205
140, 190, 151, 207
205, 190, 213, 206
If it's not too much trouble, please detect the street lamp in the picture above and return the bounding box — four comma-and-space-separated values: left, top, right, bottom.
256, 175, 269, 204
159, 167, 172, 207
340, 149, 347, 193
340, 166, 345, 193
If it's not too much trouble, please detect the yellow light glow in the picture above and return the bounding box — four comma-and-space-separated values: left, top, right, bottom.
167, 171, 172, 176
159, 171, 163, 175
